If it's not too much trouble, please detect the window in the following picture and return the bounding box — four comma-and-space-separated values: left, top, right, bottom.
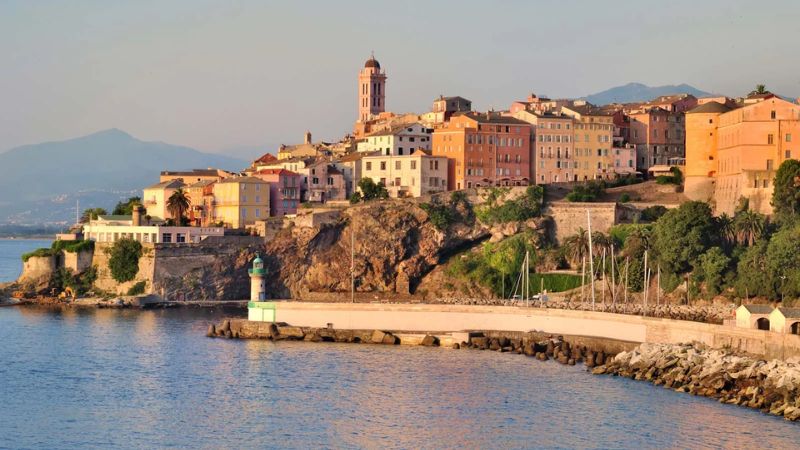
786, 150, 792, 159
395, 177, 401, 186
242, 195, 247, 203
398, 148, 403, 155
771, 110, 776, 119
327, 177, 333, 185
366, 162, 372, 171
241, 208, 247, 217
162, 233, 172, 243
787, 134, 793, 143
312, 177, 319, 184
767, 159, 774, 170
380, 162, 386, 170
255, 195, 260, 203
411, 160, 416, 170
768, 134, 774, 145
395, 161, 401, 170
434, 160, 439, 170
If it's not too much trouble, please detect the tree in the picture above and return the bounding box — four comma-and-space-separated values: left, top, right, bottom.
167, 188, 190, 225
80, 208, 107, 223
112, 197, 142, 215
695, 247, 731, 297
652, 201, 716, 275
717, 213, 736, 249
639, 205, 668, 223
751, 84, 768, 95
733, 209, 766, 246
107, 238, 143, 283
765, 225, 800, 299
734, 241, 770, 299
562, 228, 589, 266
771, 159, 800, 221
357, 178, 389, 201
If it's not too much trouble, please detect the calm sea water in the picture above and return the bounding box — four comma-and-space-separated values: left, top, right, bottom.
1, 242, 800, 449
0, 239, 51, 283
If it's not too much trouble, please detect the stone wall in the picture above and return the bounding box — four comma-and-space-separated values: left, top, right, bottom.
545, 202, 619, 243
63, 249, 93, 273
17, 255, 57, 291
92, 243, 155, 295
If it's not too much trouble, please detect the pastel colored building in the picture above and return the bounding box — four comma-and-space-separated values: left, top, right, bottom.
212, 177, 271, 229
357, 55, 387, 123
432, 112, 532, 190
768, 308, 800, 335
83, 215, 223, 244
186, 180, 216, 226
356, 122, 432, 156
645, 94, 698, 113
361, 149, 448, 197
628, 107, 686, 171
304, 160, 346, 203
253, 169, 302, 216
685, 96, 800, 215
143, 179, 186, 221
735, 304, 773, 330
561, 102, 616, 180
333, 151, 374, 197
513, 110, 575, 184
429, 95, 472, 124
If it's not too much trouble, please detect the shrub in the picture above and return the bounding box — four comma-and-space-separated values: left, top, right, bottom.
127, 281, 147, 296
566, 181, 604, 202
476, 185, 543, 224
640, 205, 668, 222
619, 193, 631, 203
21, 248, 56, 262
420, 200, 454, 231
51, 239, 94, 253
357, 178, 389, 201
106, 238, 143, 283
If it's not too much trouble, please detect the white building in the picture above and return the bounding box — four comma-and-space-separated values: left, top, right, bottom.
361, 149, 448, 198
83, 215, 223, 244
356, 122, 432, 156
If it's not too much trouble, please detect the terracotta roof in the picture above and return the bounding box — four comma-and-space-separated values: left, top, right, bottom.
686, 101, 733, 114
562, 103, 611, 116
741, 304, 774, 314
254, 153, 278, 164
188, 180, 216, 188
218, 176, 266, 184
256, 169, 300, 177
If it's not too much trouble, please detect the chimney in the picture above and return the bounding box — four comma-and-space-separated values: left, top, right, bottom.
304, 131, 312, 145
132, 205, 143, 227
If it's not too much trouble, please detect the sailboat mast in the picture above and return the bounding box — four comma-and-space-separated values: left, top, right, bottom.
587, 210, 596, 310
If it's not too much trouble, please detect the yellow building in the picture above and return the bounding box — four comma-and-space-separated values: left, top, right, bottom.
684, 102, 732, 202
361, 149, 448, 197
561, 103, 615, 180
212, 177, 270, 229
142, 179, 185, 221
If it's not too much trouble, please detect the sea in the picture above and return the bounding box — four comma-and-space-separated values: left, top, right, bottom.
1, 239, 799, 449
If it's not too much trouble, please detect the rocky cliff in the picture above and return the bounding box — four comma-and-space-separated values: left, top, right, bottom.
263, 198, 491, 298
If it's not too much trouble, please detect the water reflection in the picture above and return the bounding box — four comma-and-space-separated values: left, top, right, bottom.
1, 306, 798, 449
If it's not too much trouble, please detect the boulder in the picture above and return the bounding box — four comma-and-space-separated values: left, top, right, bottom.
274, 325, 305, 340
206, 324, 216, 338
421, 335, 440, 347
452, 343, 460, 350
381, 333, 399, 345
371, 330, 388, 344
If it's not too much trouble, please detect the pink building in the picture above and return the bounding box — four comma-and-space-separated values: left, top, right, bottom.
253, 169, 302, 216
305, 160, 346, 203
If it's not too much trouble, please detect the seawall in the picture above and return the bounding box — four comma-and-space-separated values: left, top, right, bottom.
265, 302, 800, 360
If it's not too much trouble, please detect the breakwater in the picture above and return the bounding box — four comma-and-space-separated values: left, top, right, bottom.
594, 342, 800, 422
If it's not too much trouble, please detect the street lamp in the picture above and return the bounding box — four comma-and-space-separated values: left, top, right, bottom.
781, 275, 787, 303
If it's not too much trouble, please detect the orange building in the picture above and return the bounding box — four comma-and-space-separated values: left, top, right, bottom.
685, 96, 800, 215
561, 103, 616, 180
432, 112, 532, 190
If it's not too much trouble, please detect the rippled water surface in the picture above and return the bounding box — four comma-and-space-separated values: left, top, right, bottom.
1, 306, 799, 449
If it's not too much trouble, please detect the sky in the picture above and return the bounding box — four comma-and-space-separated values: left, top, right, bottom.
2, 0, 799, 156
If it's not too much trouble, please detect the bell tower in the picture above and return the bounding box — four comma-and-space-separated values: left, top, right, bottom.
357, 53, 387, 122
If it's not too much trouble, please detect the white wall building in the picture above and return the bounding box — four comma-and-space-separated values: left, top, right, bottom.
356, 122, 432, 156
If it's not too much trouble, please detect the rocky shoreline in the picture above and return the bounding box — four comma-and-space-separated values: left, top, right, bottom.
593, 342, 800, 422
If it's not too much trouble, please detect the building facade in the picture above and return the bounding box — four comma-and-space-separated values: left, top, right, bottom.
253, 169, 302, 216
561, 103, 616, 180
304, 160, 346, 203
628, 107, 686, 171
361, 149, 448, 197
142, 179, 185, 221
356, 122, 432, 156
513, 110, 574, 183
432, 112, 532, 190
212, 177, 271, 228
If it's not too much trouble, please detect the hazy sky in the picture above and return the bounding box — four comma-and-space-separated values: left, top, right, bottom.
2, 0, 799, 155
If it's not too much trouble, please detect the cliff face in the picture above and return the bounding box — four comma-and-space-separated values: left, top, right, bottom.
264, 200, 489, 298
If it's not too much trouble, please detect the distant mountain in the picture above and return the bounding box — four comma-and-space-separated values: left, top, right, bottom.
583, 82, 712, 105
0, 129, 246, 225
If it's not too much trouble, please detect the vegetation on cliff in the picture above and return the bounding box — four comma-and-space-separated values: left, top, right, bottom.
349, 178, 389, 204
106, 238, 143, 283
474, 186, 543, 224
21, 239, 94, 262
420, 191, 474, 231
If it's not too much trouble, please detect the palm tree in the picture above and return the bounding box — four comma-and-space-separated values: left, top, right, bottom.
563, 228, 589, 266
717, 213, 736, 248
734, 210, 766, 246
167, 188, 191, 225
751, 84, 768, 95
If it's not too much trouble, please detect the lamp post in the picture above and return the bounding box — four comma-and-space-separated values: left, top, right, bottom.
781, 275, 787, 303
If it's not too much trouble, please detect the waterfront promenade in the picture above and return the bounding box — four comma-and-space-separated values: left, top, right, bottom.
268, 302, 800, 360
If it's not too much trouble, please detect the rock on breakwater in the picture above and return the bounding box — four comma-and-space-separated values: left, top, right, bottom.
593, 342, 800, 421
